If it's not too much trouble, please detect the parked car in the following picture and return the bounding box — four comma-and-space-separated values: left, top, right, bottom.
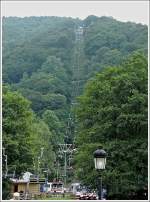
78, 189, 98, 200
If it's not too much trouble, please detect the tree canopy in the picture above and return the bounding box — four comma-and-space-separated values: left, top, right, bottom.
75, 53, 148, 199
2, 86, 54, 176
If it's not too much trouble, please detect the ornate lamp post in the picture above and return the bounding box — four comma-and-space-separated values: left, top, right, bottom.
93, 149, 107, 200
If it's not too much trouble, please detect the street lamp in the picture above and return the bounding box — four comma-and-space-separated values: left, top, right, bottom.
93, 149, 107, 200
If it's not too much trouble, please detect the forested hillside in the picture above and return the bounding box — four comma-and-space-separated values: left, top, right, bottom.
2, 15, 148, 199
3, 15, 147, 138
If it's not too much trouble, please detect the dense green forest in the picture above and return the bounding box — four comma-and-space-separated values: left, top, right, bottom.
2, 15, 148, 199
75, 53, 148, 199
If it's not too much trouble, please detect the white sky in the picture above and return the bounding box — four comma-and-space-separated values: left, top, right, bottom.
1, 1, 149, 25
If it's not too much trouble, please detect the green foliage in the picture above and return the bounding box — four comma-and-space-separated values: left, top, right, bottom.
2, 16, 148, 198
74, 143, 103, 187
3, 16, 75, 83
3, 87, 34, 174
75, 53, 148, 199
3, 16, 147, 86
3, 16, 147, 126
2, 87, 54, 176
42, 110, 64, 145
2, 178, 11, 200
83, 16, 147, 80
84, 17, 147, 58
29, 118, 55, 173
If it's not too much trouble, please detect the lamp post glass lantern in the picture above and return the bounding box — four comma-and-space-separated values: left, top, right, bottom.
93, 149, 107, 200
94, 149, 106, 170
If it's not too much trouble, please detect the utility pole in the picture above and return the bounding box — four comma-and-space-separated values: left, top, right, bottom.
40, 147, 44, 158
56, 162, 59, 181
37, 156, 40, 179
2, 147, 8, 178
37, 147, 44, 179
5, 155, 8, 178
58, 144, 75, 186
64, 151, 67, 185
13, 168, 16, 178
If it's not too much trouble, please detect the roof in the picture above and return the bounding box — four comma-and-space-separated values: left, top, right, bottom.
10, 178, 44, 184
10, 178, 29, 183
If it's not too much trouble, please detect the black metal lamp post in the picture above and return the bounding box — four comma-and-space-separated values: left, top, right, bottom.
93, 149, 107, 200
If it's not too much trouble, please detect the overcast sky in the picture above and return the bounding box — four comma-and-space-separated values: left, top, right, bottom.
2, 1, 149, 25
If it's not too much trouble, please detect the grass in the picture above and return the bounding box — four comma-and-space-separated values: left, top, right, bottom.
35, 194, 75, 200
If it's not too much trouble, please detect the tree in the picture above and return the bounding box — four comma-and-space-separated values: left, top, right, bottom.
3, 86, 34, 175
29, 119, 55, 176
75, 53, 148, 199
40, 56, 67, 81
42, 110, 64, 146
2, 87, 55, 177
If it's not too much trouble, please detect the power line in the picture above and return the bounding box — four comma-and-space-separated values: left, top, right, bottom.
57, 25, 84, 185
58, 144, 75, 185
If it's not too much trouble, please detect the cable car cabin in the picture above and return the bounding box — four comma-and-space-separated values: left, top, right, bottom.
45, 181, 64, 194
